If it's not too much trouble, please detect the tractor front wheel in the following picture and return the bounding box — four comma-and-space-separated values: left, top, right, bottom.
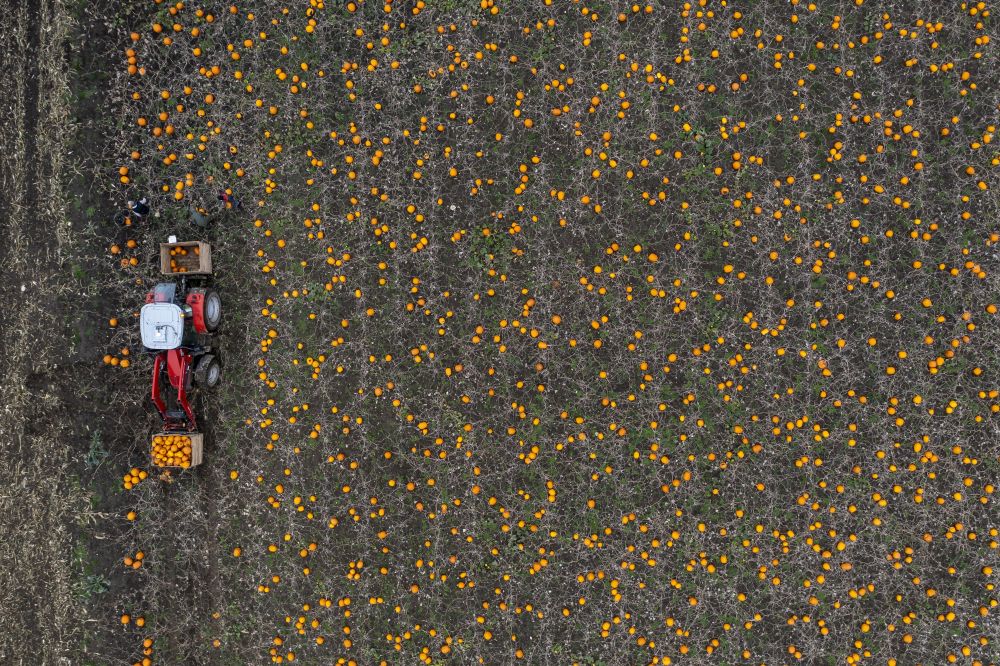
194, 354, 222, 388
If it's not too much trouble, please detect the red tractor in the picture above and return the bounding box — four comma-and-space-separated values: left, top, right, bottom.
140, 242, 222, 435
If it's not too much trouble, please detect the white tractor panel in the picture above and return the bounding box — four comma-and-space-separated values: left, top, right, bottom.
141, 303, 185, 350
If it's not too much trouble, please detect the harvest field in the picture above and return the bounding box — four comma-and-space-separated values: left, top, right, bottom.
3, 0, 1000, 664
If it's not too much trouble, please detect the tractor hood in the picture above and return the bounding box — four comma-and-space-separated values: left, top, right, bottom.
141, 303, 185, 350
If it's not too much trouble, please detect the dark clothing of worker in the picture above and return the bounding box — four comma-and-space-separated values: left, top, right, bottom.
129, 197, 150, 218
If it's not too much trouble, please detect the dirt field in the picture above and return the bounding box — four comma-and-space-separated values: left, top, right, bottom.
0, 0, 188, 662
3, 1, 1000, 665
0, 0, 84, 662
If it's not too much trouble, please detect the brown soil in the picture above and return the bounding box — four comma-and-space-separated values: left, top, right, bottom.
0, 1, 180, 663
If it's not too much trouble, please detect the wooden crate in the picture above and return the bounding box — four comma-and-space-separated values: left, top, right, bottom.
150, 431, 204, 469
160, 241, 212, 275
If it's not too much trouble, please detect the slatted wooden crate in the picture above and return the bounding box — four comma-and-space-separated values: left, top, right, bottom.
160, 241, 212, 275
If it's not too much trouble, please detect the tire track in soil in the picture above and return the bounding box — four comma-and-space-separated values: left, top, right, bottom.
143, 258, 227, 663
21, 0, 42, 256
0, 0, 83, 663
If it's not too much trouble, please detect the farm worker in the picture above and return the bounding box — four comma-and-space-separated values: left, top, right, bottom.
128, 197, 150, 218
218, 188, 242, 210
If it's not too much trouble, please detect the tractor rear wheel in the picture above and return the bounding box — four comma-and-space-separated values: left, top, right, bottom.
202, 289, 222, 332
194, 354, 221, 388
